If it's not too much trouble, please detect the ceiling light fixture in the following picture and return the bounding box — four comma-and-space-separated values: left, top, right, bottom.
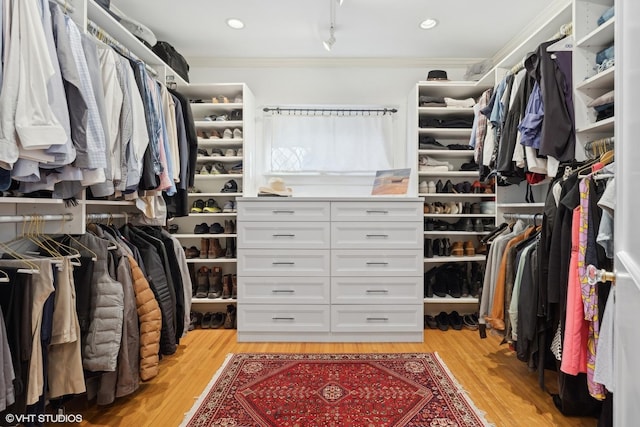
226, 18, 245, 29
419, 18, 438, 30
323, 0, 337, 51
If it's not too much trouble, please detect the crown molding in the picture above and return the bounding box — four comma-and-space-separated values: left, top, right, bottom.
186, 56, 484, 69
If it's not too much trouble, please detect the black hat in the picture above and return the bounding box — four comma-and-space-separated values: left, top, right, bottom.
427, 70, 448, 81
221, 179, 238, 193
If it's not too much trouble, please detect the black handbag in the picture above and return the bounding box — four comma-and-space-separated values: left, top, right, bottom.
152, 41, 190, 83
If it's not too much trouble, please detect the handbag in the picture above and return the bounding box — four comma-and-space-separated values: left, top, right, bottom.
152, 41, 190, 83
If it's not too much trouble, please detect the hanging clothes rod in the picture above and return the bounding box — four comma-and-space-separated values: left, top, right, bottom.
502, 213, 543, 222
86, 20, 159, 77
86, 213, 132, 221
263, 107, 398, 115
0, 214, 74, 224
509, 21, 573, 75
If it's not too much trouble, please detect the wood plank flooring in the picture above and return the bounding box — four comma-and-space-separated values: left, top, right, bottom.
69, 329, 598, 427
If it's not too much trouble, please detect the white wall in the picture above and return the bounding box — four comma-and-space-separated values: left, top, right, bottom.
189, 64, 467, 196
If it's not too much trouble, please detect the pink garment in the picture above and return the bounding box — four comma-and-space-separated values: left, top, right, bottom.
560, 207, 589, 376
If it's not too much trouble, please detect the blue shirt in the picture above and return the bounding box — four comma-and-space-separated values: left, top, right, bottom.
518, 82, 543, 149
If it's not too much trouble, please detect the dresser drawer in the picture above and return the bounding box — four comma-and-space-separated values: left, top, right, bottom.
331, 222, 422, 249
237, 200, 329, 222
237, 222, 330, 249
331, 201, 422, 222
331, 250, 422, 276
239, 276, 330, 304
331, 305, 423, 332
238, 249, 330, 276
238, 305, 330, 332
331, 277, 422, 304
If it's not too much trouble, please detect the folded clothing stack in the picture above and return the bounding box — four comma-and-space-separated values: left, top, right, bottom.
419, 156, 453, 172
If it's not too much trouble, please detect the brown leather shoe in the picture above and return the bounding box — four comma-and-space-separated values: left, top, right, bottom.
200, 238, 209, 259
476, 242, 488, 255
464, 241, 476, 256
209, 238, 225, 258
185, 246, 200, 259
208, 267, 223, 298
195, 267, 210, 298
221, 274, 232, 299
231, 274, 237, 299
450, 241, 464, 256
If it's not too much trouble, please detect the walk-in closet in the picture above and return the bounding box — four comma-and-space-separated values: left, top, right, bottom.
0, 0, 634, 426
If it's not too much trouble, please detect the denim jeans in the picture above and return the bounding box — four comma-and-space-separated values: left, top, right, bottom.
596, 45, 614, 65
597, 6, 614, 26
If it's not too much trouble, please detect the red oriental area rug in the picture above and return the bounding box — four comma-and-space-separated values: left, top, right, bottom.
180, 353, 492, 427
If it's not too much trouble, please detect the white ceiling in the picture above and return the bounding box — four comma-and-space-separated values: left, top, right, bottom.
111, 0, 563, 62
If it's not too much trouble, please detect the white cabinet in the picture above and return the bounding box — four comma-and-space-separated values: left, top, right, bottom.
236, 198, 423, 342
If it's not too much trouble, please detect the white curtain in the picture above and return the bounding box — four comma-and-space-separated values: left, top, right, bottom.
264, 111, 394, 173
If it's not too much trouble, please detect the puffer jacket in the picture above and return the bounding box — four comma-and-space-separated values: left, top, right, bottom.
73, 233, 124, 372
127, 256, 162, 381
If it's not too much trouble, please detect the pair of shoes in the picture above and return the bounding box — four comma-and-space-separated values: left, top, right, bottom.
419, 181, 437, 194
222, 128, 243, 139
212, 95, 229, 103
463, 313, 479, 330
229, 162, 243, 174
201, 238, 225, 259
209, 163, 228, 175
189, 312, 203, 330
201, 312, 225, 328
224, 304, 237, 329
223, 220, 236, 234
435, 311, 463, 331
203, 198, 222, 213
222, 200, 236, 212
194, 267, 223, 298
209, 222, 224, 234
185, 246, 200, 259
431, 238, 451, 257
194, 223, 210, 234
221, 180, 238, 193
167, 224, 179, 234
190, 199, 205, 213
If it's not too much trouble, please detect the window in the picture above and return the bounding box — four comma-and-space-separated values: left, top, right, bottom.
263, 107, 396, 174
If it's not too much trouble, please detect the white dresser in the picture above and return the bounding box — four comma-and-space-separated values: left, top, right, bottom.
236, 198, 424, 342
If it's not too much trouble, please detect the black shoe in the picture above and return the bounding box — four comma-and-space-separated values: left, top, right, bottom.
424, 239, 433, 258
224, 305, 236, 329
201, 312, 213, 329
473, 218, 484, 232
424, 315, 438, 329
448, 311, 463, 330
210, 312, 225, 329
424, 219, 435, 231
194, 223, 210, 234
432, 239, 443, 257
436, 312, 450, 331
442, 238, 451, 257
443, 180, 455, 193
435, 179, 444, 193
463, 314, 479, 330
424, 267, 437, 297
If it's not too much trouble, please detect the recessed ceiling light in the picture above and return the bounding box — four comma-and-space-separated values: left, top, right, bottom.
226, 18, 245, 29
419, 19, 438, 30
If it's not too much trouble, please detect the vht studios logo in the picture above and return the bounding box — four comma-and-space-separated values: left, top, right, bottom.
4, 413, 83, 424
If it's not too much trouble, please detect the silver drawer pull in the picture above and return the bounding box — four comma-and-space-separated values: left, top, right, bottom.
366, 290, 389, 294
366, 317, 389, 321
273, 210, 295, 214
366, 210, 389, 214
272, 234, 296, 237
272, 261, 295, 265
366, 234, 389, 238
272, 317, 295, 321
272, 290, 295, 293
366, 262, 389, 266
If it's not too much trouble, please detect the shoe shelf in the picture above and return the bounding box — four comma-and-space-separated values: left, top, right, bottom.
193, 120, 243, 128
196, 156, 243, 163
195, 174, 243, 179
418, 149, 474, 157
418, 171, 479, 178
418, 128, 473, 139
423, 213, 495, 218
424, 296, 479, 304
424, 255, 487, 263
173, 233, 238, 238
576, 116, 615, 135
575, 66, 615, 93
197, 138, 244, 146
192, 297, 237, 304
188, 193, 243, 198
189, 212, 237, 217
82, 199, 136, 206
420, 193, 495, 198
423, 231, 489, 236
190, 103, 244, 112
418, 107, 475, 116
576, 17, 615, 49
186, 258, 237, 264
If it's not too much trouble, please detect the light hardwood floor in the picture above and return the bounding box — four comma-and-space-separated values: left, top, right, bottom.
69, 329, 598, 427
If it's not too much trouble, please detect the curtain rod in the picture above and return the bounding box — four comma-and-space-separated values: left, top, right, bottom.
263, 107, 398, 115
